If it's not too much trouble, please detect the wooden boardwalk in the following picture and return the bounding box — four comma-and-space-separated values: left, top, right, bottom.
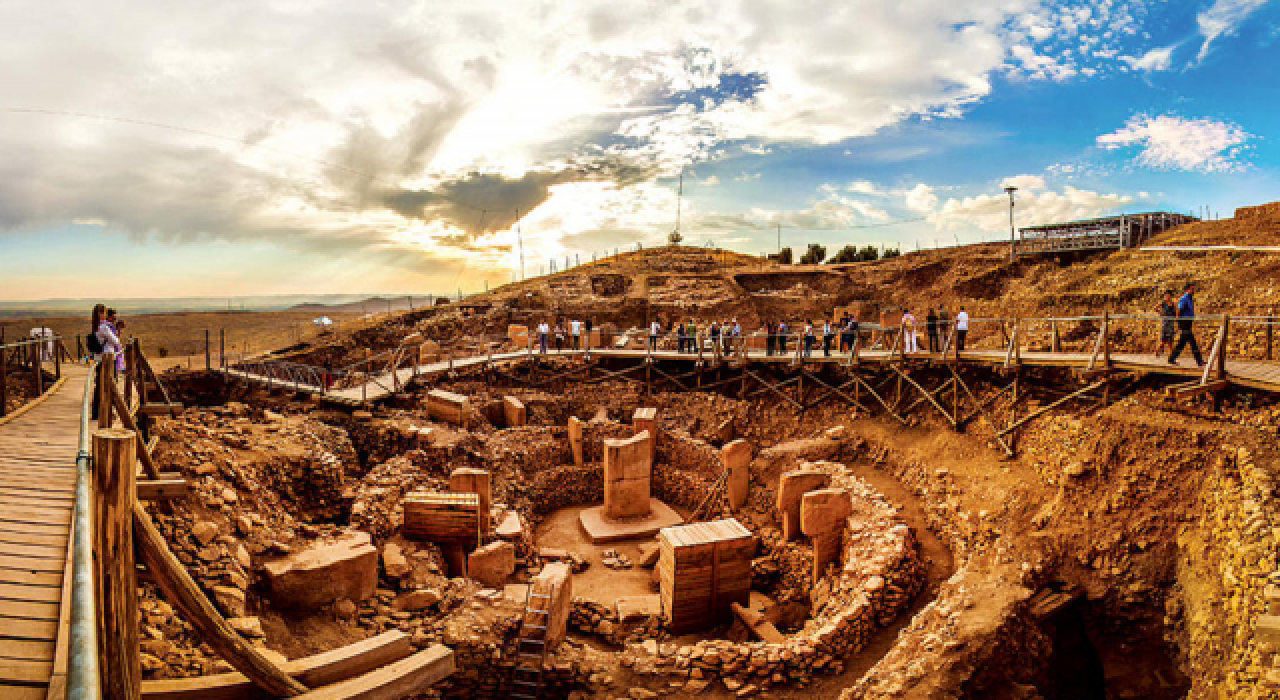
218, 345, 1280, 406
0, 365, 87, 700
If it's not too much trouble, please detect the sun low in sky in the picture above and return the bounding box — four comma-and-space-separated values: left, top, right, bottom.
2, 0, 1277, 300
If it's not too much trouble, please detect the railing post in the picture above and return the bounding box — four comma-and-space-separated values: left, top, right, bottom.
0, 344, 7, 417
1102, 311, 1111, 369
77, 333, 84, 361
219, 329, 225, 369
98, 355, 116, 429
55, 338, 62, 379
205, 329, 211, 371
1267, 309, 1274, 362
1218, 314, 1230, 381
34, 339, 45, 397
1051, 320, 1060, 354
93, 426, 141, 699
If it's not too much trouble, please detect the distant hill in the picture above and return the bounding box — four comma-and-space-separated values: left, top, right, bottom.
0, 294, 435, 318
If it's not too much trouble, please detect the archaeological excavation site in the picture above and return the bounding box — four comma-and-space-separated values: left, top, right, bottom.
30, 205, 1280, 699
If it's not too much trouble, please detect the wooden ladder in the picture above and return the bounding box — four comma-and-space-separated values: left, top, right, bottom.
510, 585, 555, 699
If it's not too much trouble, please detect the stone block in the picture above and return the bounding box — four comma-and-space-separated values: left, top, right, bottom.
530, 562, 573, 651
426, 389, 471, 426
568, 416, 584, 466
508, 324, 530, 348
776, 470, 830, 541
800, 488, 852, 537
212, 586, 247, 618
722, 439, 752, 510
468, 541, 516, 589
604, 431, 653, 519
637, 542, 661, 568
263, 531, 378, 609
811, 533, 842, 582
495, 510, 523, 541
1258, 615, 1280, 646
632, 407, 659, 462
503, 396, 527, 427
616, 595, 663, 622
450, 468, 492, 535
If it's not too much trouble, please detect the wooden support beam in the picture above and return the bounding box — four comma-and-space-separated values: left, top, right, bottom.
1175, 379, 1228, 399
799, 371, 871, 413
996, 380, 1106, 438
903, 377, 954, 416
892, 367, 956, 427
852, 375, 907, 424
140, 403, 185, 417
290, 645, 454, 700
106, 373, 162, 479
140, 631, 413, 700
93, 427, 141, 700
137, 478, 189, 501
133, 502, 309, 697
743, 370, 804, 410
948, 366, 1013, 457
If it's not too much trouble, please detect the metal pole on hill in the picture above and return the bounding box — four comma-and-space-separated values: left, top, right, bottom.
1005, 185, 1018, 261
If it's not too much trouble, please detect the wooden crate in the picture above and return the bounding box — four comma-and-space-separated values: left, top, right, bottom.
403, 491, 481, 545
658, 519, 754, 634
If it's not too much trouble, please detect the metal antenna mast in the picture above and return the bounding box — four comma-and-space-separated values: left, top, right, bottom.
669, 173, 684, 244
516, 208, 525, 281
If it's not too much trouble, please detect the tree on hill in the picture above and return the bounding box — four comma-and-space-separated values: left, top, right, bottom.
883, 247, 901, 258
799, 243, 827, 265
777, 247, 793, 264
858, 245, 879, 261
828, 244, 859, 264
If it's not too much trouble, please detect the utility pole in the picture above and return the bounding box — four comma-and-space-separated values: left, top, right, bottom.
1005, 186, 1018, 261
777, 223, 781, 253
516, 208, 525, 281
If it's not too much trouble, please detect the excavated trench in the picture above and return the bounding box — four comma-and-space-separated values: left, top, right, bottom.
149, 363, 1273, 699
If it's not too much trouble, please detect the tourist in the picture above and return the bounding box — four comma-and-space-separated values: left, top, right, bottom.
649, 319, 660, 351
584, 317, 593, 349
777, 320, 788, 354
101, 308, 125, 372
570, 318, 582, 350
687, 319, 698, 353
926, 307, 939, 353
1169, 283, 1206, 366
802, 319, 814, 358
554, 321, 565, 351
722, 319, 733, 355
675, 321, 686, 353
765, 321, 776, 356
1155, 290, 1176, 357
710, 321, 721, 354
845, 315, 860, 354
87, 303, 107, 360
955, 307, 969, 352
537, 319, 550, 354
901, 308, 917, 353
822, 318, 834, 356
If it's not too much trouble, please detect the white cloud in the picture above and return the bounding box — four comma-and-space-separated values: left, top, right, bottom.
1097, 114, 1253, 172
1000, 174, 1047, 191
1197, 0, 1270, 61
847, 180, 884, 196
1121, 44, 1178, 72
931, 185, 1136, 232
741, 144, 773, 155
700, 175, 720, 186
903, 184, 939, 213
734, 172, 762, 182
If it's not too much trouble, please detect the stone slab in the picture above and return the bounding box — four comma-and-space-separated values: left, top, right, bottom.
616, 595, 663, 622
263, 531, 378, 610
578, 499, 683, 544
722, 439, 752, 510
502, 396, 526, 427
568, 416, 584, 466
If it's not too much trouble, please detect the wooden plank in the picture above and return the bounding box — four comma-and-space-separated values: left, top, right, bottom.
0, 582, 63, 604
0, 568, 61, 588
292, 646, 454, 700
0, 600, 60, 620
0, 617, 58, 642
0, 658, 53, 683
139, 403, 184, 417
0, 528, 68, 547
0, 542, 67, 559
0, 555, 65, 573
0, 638, 55, 661
141, 631, 413, 700
1175, 379, 1228, 398
2, 683, 49, 700
0, 488, 75, 503
137, 479, 188, 501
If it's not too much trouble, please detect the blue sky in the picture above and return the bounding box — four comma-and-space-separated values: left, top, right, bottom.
1, 0, 1278, 300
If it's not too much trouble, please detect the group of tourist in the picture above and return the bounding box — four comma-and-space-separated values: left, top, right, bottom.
87, 303, 127, 371
894, 305, 970, 354
534, 317, 594, 353
1154, 283, 1205, 366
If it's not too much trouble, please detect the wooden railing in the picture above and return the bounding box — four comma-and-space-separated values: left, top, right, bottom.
0, 334, 70, 417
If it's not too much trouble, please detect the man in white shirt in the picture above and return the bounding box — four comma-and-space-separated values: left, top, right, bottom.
537, 321, 550, 354
955, 307, 969, 352
570, 319, 582, 350
649, 320, 660, 352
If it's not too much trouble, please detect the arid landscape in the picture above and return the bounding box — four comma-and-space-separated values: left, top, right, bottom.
14, 205, 1258, 699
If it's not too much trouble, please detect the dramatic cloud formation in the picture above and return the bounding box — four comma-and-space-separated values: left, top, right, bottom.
1097, 114, 1253, 172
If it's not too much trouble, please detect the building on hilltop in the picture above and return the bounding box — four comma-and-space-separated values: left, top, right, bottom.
1015, 212, 1198, 256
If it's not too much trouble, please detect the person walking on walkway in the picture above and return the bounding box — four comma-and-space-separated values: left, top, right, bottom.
710, 321, 721, 354
554, 322, 565, 351
1155, 290, 1176, 357
687, 319, 698, 354
802, 319, 815, 358
926, 307, 939, 353
570, 318, 582, 350
896, 308, 916, 353
649, 319, 660, 352
584, 317, 593, 349
765, 321, 776, 356
99, 307, 125, 372
537, 320, 550, 354
955, 307, 969, 352
822, 319, 834, 356
675, 321, 686, 353
1169, 283, 1205, 366
845, 316, 860, 354
777, 320, 788, 355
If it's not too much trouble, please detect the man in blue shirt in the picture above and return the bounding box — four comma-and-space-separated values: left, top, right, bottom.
1168, 283, 1205, 367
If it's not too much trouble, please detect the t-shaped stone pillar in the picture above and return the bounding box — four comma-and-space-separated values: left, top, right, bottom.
775, 469, 831, 541
604, 431, 653, 519
503, 396, 526, 427
450, 468, 491, 536
568, 416, 584, 466
632, 407, 658, 462
722, 439, 751, 510
801, 488, 851, 580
